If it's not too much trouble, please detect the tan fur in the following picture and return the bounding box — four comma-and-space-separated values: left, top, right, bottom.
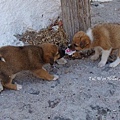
70, 23, 120, 67
91, 23, 120, 50
0, 43, 62, 91
71, 23, 120, 50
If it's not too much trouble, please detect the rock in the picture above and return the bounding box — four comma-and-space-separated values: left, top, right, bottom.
48, 98, 61, 108
53, 116, 71, 120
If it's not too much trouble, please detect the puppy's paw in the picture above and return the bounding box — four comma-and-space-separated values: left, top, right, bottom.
53, 75, 59, 81
90, 55, 99, 61
109, 62, 118, 68
16, 84, 22, 90
98, 61, 106, 67
0, 83, 3, 92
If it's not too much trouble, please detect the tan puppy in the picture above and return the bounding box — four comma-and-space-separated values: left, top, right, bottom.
70, 23, 120, 67
0, 43, 65, 91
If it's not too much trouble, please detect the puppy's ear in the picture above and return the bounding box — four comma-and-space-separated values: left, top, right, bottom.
80, 39, 90, 49
52, 45, 58, 54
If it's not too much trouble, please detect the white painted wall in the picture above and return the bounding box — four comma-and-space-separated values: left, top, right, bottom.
0, 0, 112, 47
0, 0, 61, 46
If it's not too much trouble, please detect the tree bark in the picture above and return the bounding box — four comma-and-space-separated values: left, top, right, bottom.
61, 0, 91, 41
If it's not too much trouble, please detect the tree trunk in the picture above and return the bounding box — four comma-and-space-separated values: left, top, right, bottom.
61, 0, 91, 41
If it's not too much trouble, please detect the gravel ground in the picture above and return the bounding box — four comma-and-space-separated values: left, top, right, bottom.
0, 0, 120, 120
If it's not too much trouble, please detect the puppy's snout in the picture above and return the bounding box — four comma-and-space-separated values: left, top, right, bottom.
59, 49, 65, 58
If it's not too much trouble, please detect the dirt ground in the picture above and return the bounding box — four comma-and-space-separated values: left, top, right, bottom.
0, 0, 120, 120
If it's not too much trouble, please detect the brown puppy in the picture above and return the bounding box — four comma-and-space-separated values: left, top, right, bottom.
70, 23, 120, 67
0, 43, 65, 91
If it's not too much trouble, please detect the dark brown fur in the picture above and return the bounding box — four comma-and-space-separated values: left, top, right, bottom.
0, 43, 63, 90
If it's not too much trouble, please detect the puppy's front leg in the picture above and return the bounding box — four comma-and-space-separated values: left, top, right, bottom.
98, 48, 112, 67
32, 68, 59, 81
91, 47, 101, 60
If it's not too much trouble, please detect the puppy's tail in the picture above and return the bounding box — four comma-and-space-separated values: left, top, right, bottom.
0, 54, 6, 62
